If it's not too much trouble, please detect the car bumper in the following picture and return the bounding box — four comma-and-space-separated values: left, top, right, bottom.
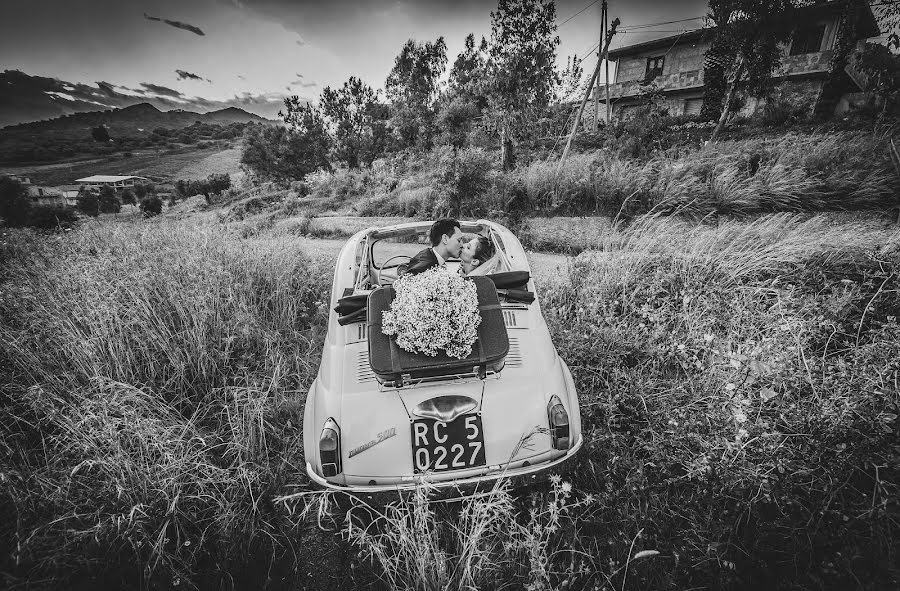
305, 437, 583, 503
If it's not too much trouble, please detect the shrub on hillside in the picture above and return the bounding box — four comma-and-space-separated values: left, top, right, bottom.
27, 204, 79, 229
139, 195, 163, 217
0, 177, 32, 227
433, 146, 494, 217
76, 190, 99, 217
98, 186, 122, 214
241, 121, 331, 183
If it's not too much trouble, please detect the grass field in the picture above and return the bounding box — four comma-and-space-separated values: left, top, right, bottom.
0, 144, 243, 186
1, 208, 898, 590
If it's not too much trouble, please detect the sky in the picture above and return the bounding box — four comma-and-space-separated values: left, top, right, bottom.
0, 0, 710, 120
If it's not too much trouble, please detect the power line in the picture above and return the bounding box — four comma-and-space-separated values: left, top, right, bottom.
620, 27, 706, 34
622, 16, 706, 30
559, 0, 601, 26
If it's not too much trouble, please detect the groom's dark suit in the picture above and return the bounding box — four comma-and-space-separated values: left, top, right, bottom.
401, 248, 439, 276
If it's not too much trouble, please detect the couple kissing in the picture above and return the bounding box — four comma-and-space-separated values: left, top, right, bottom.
401, 219, 496, 277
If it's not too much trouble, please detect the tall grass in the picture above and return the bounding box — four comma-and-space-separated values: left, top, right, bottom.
3, 210, 899, 589
541, 213, 900, 589
541, 131, 900, 217
0, 220, 331, 588
294, 129, 899, 223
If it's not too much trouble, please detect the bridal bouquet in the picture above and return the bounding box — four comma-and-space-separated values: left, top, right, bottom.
382, 267, 481, 358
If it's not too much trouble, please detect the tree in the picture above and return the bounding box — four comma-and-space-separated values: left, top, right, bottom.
874, 1, 900, 50
28, 205, 78, 230
447, 33, 489, 107
319, 77, 382, 168
555, 54, 585, 104
482, 0, 560, 169
91, 125, 111, 142
206, 173, 231, 195
385, 37, 448, 148
76, 188, 99, 217
97, 185, 122, 214
0, 177, 32, 227
702, 0, 795, 141
120, 189, 136, 206
140, 195, 163, 217
852, 42, 900, 118
436, 98, 480, 148
241, 107, 331, 182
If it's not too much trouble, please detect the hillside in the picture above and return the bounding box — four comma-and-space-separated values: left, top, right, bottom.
2, 102, 274, 139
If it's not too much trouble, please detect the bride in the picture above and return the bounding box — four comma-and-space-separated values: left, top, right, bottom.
459, 236, 498, 277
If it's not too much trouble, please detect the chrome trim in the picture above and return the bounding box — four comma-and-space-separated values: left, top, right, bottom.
305, 438, 583, 494
411, 395, 478, 422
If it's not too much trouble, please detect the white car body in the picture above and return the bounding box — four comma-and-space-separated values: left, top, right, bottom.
303, 220, 582, 498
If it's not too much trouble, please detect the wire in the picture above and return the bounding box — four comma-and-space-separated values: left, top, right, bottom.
622, 16, 706, 30
620, 28, 705, 33
559, 0, 601, 26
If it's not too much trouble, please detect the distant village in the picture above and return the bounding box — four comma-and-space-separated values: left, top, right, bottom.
1, 173, 151, 207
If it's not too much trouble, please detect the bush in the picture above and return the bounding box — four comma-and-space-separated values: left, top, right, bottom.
139, 195, 163, 217
98, 186, 122, 214
76, 191, 99, 217
0, 177, 32, 227
433, 146, 494, 217
27, 204, 79, 229
120, 189, 136, 206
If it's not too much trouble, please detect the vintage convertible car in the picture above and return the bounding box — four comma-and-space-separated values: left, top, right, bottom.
303, 219, 582, 499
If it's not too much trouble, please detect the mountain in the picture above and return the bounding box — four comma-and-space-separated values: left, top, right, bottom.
0, 69, 286, 129
1, 102, 276, 141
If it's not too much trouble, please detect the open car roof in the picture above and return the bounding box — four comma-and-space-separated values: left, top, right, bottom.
365, 220, 489, 241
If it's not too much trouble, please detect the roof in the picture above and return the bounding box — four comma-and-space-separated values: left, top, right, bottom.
608, 0, 879, 60
74, 175, 149, 183
608, 29, 711, 60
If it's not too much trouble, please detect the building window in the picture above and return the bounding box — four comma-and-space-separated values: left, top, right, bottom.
645, 56, 664, 81
790, 23, 826, 55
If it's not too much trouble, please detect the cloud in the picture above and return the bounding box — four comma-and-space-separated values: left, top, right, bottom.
176, 69, 211, 83
237, 75, 247, 81
296, 37, 306, 46
296, 73, 304, 78
95, 80, 122, 97
139, 83, 184, 98
299, 81, 317, 88
143, 12, 205, 36
0, 69, 297, 127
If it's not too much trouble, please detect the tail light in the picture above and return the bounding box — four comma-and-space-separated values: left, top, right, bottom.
319, 418, 342, 477
548, 396, 570, 450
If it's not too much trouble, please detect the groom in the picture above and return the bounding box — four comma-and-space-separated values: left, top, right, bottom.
402, 218, 464, 276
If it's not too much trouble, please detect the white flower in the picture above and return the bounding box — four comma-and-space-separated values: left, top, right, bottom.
382, 267, 482, 359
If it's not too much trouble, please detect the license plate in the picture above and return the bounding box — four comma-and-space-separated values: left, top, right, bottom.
411, 414, 486, 473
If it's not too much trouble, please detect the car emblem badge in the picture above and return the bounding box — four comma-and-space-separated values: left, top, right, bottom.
348, 427, 397, 458
412, 395, 478, 423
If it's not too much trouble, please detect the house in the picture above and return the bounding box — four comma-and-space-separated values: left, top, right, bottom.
596, 0, 880, 120
2, 173, 33, 186
74, 175, 149, 192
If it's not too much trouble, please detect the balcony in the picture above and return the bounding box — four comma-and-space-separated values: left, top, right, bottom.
599, 49, 836, 102
598, 69, 705, 100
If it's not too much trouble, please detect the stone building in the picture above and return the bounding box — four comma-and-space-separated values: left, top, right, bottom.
597, 0, 880, 121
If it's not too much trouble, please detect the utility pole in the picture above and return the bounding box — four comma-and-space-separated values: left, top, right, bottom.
558, 16, 619, 175
593, 1, 606, 132
605, 0, 611, 124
